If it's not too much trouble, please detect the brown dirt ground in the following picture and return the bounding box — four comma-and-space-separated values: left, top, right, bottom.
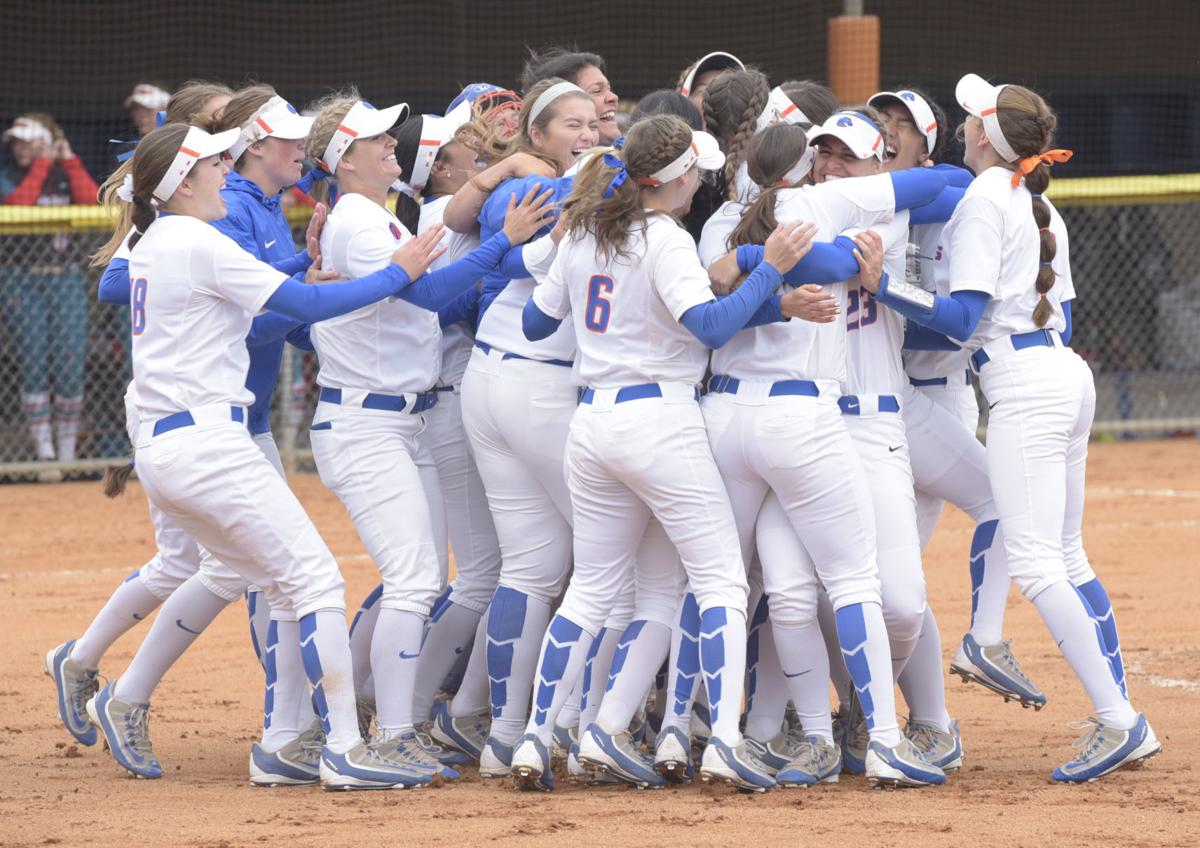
1, 440, 1198, 848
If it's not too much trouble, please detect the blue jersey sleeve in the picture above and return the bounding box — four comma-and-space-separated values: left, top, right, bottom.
98, 258, 131, 304
909, 185, 966, 226
246, 309, 306, 348
522, 297, 562, 341
395, 231, 512, 312
440, 285, 481, 329
889, 168, 948, 211
679, 262, 785, 348
876, 275, 989, 342
265, 264, 409, 322
1062, 299, 1072, 345
736, 238, 860, 284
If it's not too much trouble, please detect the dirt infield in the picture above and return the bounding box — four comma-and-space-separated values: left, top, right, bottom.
1, 440, 1197, 848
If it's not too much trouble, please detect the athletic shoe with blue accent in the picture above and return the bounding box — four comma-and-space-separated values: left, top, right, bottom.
653, 726, 693, 784
511, 733, 555, 792
865, 738, 947, 788
951, 635, 1047, 710
1052, 714, 1160, 783
744, 734, 801, 775
776, 736, 842, 788
249, 733, 321, 786
479, 736, 514, 778
552, 724, 576, 760
44, 641, 98, 746
376, 731, 461, 780
578, 724, 665, 789
413, 723, 470, 767
904, 718, 963, 772
86, 683, 161, 779
429, 701, 488, 761
319, 740, 434, 790
841, 693, 868, 775
700, 738, 776, 792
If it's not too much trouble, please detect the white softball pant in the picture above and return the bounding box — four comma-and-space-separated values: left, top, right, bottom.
310, 396, 446, 616
978, 341, 1098, 599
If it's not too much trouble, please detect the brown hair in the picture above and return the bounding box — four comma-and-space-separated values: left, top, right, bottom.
778, 80, 839, 127
165, 80, 234, 125
462, 77, 591, 174
16, 112, 65, 141
728, 123, 811, 249
302, 88, 360, 204
563, 114, 693, 260
208, 84, 277, 167
520, 47, 605, 91
701, 69, 770, 200
126, 123, 193, 250
995, 85, 1060, 326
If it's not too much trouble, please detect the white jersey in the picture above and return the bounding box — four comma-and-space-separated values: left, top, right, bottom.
476, 237, 576, 362
944, 167, 1075, 350
843, 211, 909, 396
901, 219, 972, 381
114, 228, 133, 260
128, 215, 285, 419
533, 214, 714, 387
420, 195, 479, 386
709, 172, 897, 385
698, 200, 747, 268
311, 192, 441, 393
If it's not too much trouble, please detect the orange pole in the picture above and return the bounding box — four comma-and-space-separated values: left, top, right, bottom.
828, 15, 880, 104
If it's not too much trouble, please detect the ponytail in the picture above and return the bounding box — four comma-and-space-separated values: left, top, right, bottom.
729, 185, 781, 249
90, 158, 135, 266
1027, 165, 1057, 327
727, 124, 809, 249
102, 460, 136, 498
128, 195, 157, 250
701, 70, 770, 200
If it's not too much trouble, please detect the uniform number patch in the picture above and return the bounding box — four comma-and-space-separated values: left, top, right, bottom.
131, 277, 149, 336
846, 286, 877, 331
585, 274, 614, 333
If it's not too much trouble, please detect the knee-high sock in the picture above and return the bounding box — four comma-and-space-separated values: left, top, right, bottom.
699, 606, 748, 746
896, 606, 950, 731
262, 619, 310, 749
835, 602, 901, 746
596, 620, 671, 735
556, 677, 583, 733
817, 589, 853, 704
526, 613, 591, 745
70, 569, 162, 669
349, 584, 383, 700
412, 589, 482, 724
246, 589, 271, 671
1032, 581, 1137, 729
113, 577, 230, 703
580, 626, 621, 735
1075, 577, 1127, 697
968, 520, 1010, 645
487, 586, 552, 745
660, 592, 701, 735
744, 595, 790, 743
450, 612, 491, 716
372, 608, 425, 734
299, 609, 360, 754
772, 619, 834, 743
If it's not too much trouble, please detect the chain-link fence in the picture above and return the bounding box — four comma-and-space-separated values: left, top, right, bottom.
0, 188, 1197, 479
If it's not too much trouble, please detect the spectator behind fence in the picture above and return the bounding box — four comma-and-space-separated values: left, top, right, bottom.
2, 113, 99, 461
124, 83, 171, 137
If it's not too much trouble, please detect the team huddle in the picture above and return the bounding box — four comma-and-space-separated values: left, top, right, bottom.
42, 47, 1160, 794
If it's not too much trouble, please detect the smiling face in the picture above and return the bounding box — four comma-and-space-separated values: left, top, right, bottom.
575, 64, 619, 143
878, 102, 927, 170
180, 154, 231, 220
429, 140, 484, 195
812, 136, 880, 182
530, 96, 599, 171
340, 131, 401, 190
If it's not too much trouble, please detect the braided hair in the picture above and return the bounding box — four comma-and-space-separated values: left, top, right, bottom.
701, 69, 770, 200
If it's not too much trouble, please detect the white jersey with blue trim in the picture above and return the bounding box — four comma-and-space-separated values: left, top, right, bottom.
128, 215, 286, 419
311, 192, 441, 393
709, 172, 897, 385
476, 257, 576, 363
420, 194, 479, 386
698, 200, 747, 268
843, 211, 910, 395
532, 214, 714, 388
901, 219, 972, 380
945, 167, 1076, 350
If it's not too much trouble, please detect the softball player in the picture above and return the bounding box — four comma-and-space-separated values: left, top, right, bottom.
85, 121, 457, 789
511, 114, 814, 792
301, 93, 552, 777
866, 74, 1158, 782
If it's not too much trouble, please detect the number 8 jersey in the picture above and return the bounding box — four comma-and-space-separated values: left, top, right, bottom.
532, 214, 716, 388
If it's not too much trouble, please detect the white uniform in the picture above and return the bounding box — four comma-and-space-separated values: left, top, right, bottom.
697, 199, 746, 269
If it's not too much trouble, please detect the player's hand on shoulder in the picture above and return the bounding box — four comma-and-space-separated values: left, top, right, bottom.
763, 220, 817, 273
708, 250, 744, 295
851, 230, 885, 294
391, 225, 447, 280
781, 284, 839, 323
502, 185, 557, 245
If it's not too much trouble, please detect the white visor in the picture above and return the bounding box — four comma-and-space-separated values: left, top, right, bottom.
3, 117, 53, 145
126, 84, 171, 111
322, 100, 409, 174
679, 51, 745, 97
756, 86, 810, 133
955, 73, 1018, 163
638, 130, 724, 187
527, 82, 587, 128
780, 145, 815, 186
808, 111, 886, 161
869, 90, 938, 157
151, 125, 241, 204
229, 96, 315, 162
406, 99, 474, 193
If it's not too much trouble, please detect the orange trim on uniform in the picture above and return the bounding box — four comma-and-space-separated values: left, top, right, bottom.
981, 107, 998, 117
419, 139, 441, 146
337, 124, 359, 138
179, 146, 200, 158
256, 117, 274, 134
925, 122, 937, 133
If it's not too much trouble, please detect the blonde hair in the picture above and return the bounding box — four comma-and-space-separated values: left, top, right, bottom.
302, 88, 360, 204
463, 78, 590, 174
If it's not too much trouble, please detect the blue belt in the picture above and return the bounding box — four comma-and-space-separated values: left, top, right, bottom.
578, 383, 699, 405
839, 394, 900, 415
909, 369, 973, 388
153, 406, 244, 437
971, 329, 1057, 371
707, 374, 821, 398
319, 386, 439, 414
475, 339, 573, 369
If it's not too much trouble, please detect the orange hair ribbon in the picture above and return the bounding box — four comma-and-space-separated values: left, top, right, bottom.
1011, 149, 1073, 188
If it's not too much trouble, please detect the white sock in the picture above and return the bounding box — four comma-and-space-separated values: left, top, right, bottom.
372, 608, 425, 734
744, 601, 790, 743
969, 520, 1010, 645
818, 590, 853, 704
835, 601, 901, 747
699, 605, 747, 746
245, 590, 272, 670
772, 619, 834, 743
23, 393, 54, 459
53, 396, 83, 462
659, 592, 701, 736
556, 678, 582, 732
299, 609, 360, 754
70, 568, 162, 669
896, 606, 950, 731
349, 585, 382, 696
596, 620, 671, 735
1032, 581, 1138, 729
580, 625, 622, 734
412, 600, 481, 725
114, 577, 230, 703
526, 613, 593, 746
487, 587, 552, 746
450, 613, 490, 716
261, 619, 309, 750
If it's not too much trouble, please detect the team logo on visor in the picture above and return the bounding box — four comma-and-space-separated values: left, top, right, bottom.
901, 92, 917, 101
837, 116, 854, 127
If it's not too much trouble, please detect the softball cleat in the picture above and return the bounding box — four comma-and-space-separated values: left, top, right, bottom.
45, 640, 98, 746
865, 738, 946, 789
1052, 714, 1161, 783
510, 733, 555, 792
950, 634, 1047, 709
699, 738, 776, 792
578, 724, 665, 789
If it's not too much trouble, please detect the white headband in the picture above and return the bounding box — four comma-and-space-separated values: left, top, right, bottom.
321, 101, 409, 175
151, 126, 239, 204
406, 99, 473, 193
229, 96, 286, 161
527, 82, 586, 128
756, 87, 809, 133
779, 146, 815, 187
979, 88, 1019, 163
637, 130, 724, 187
